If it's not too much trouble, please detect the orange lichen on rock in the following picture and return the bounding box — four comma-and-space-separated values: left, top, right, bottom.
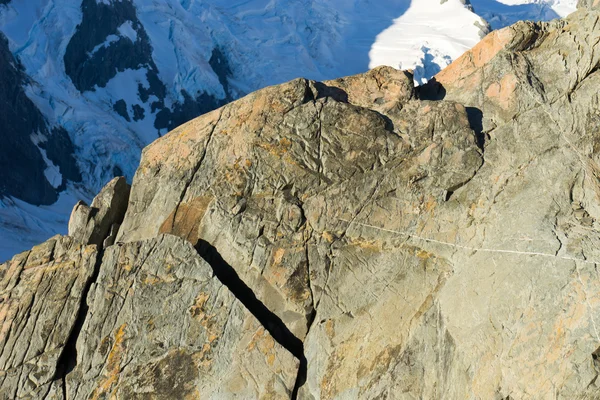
246, 327, 277, 366
485, 73, 519, 110
189, 292, 211, 320
91, 323, 128, 400
142, 108, 222, 170
436, 27, 515, 86
159, 196, 213, 245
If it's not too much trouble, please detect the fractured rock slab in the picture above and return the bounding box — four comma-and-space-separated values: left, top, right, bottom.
0, 236, 98, 399
65, 234, 298, 399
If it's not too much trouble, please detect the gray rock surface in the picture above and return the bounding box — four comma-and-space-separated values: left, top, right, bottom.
116, 62, 481, 345
578, 0, 600, 8
0, 236, 98, 399
5, 8, 600, 400
116, 8, 600, 398
65, 234, 298, 399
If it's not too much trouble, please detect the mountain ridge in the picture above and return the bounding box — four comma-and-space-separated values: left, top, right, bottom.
0, 0, 580, 261
2, 4, 600, 397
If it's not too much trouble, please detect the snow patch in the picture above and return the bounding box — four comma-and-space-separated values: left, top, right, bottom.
413, 46, 453, 85
0, 186, 91, 262
470, 0, 577, 29
85, 67, 160, 144
118, 20, 138, 42
39, 148, 63, 189
369, 0, 486, 84
29, 132, 63, 189
89, 34, 119, 56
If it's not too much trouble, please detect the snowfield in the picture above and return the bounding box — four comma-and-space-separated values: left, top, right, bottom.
369, 0, 488, 84
0, 0, 578, 261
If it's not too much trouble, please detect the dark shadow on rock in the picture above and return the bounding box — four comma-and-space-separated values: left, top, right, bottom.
312, 82, 349, 103
417, 77, 446, 101
310, 82, 395, 132
593, 345, 600, 371
417, 80, 485, 150
379, 113, 395, 133
194, 239, 307, 399
466, 107, 485, 149
53, 246, 105, 395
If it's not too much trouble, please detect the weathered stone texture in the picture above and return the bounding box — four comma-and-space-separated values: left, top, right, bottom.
116, 66, 481, 344
0, 236, 97, 399
68, 176, 130, 247
65, 235, 298, 399
115, 8, 600, 399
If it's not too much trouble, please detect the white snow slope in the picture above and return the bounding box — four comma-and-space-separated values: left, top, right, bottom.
0, 0, 577, 261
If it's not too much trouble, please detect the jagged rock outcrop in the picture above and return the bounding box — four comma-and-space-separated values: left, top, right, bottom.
4, 6, 600, 399
68, 176, 131, 248
0, 32, 80, 205
115, 65, 482, 346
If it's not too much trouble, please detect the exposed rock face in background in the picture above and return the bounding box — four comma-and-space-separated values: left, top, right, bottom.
63, 0, 229, 134
3, 6, 600, 399
0, 0, 237, 260
64, 0, 156, 94
0, 32, 80, 205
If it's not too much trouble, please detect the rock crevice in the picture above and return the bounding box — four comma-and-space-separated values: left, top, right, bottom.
194, 239, 308, 398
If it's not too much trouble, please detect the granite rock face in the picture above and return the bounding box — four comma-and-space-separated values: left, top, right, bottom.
577, 0, 600, 8
4, 7, 600, 399
116, 66, 482, 344
0, 32, 80, 205
0, 236, 98, 399
65, 235, 298, 399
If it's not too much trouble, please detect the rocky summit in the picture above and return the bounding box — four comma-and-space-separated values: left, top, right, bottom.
3, 5, 600, 399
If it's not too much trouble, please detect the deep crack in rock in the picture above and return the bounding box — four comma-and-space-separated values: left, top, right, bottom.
52, 246, 104, 397
194, 239, 308, 399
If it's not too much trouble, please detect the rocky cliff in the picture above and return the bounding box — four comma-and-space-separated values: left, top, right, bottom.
3, 6, 600, 399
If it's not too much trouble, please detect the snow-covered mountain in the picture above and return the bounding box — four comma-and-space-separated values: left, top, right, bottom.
0, 0, 577, 261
